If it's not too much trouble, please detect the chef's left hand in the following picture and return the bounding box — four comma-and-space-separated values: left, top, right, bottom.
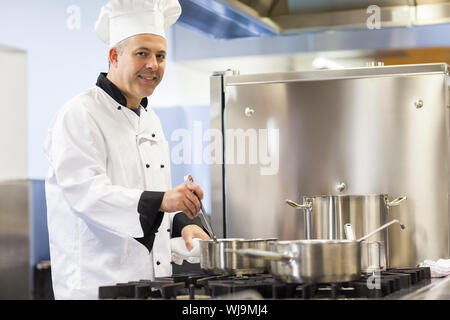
181, 224, 210, 251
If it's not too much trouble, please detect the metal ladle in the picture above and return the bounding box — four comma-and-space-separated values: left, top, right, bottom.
184, 174, 217, 242
355, 219, 405, 242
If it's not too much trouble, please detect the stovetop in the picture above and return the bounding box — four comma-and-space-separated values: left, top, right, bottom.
98, 267, 432, 300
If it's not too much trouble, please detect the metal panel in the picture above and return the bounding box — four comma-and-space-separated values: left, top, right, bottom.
225, 63, 448, 85
217, 63, 450, 267
210, 73, 226, 238
178, 0, 278, 39
0, 180, 30, 299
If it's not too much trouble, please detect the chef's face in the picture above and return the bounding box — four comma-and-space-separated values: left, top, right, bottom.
109, 33, 167, 103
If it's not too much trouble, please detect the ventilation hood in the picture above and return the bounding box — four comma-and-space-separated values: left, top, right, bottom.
177, 0, 450, 39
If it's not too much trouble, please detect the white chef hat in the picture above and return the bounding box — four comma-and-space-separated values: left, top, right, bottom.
94, 0, 182, 47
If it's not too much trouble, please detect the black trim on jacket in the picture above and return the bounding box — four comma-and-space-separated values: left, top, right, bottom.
134, 192, 208, 253
171, 212, 206, 238
95, 72, 148, 110
134, 191, 165, 253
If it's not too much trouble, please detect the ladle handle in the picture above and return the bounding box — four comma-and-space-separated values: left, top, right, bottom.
184, 174, 217, 241
357, 219, 404, 242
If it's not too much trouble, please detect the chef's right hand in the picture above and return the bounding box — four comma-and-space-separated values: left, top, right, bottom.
159, 182, 204, 219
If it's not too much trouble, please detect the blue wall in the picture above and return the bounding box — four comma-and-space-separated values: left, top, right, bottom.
154, 106, 211, 213
29, 180, 49, 266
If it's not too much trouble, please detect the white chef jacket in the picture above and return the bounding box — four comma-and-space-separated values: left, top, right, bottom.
44, 76, 177, 300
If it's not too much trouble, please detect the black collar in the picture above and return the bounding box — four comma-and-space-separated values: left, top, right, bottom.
96, 72, 148, 109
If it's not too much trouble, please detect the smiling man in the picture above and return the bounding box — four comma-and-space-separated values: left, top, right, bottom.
43, 0, 209, 300
107, 34, 166, 107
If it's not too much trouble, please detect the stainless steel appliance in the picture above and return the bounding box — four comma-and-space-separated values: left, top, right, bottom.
210, 63, 450, 268
0, 180, 30, 299
0, 179, 52, 300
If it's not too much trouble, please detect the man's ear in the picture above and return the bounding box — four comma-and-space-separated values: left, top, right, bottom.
108, 47, 119, 68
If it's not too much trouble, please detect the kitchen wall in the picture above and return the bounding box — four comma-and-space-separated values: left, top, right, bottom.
0, 47, 27, 180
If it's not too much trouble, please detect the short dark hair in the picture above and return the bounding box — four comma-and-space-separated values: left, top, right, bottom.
108, 38, 130, 69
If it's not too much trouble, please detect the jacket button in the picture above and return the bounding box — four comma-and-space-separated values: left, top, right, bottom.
117, 106, 122, 110
167, 228, 171, 233
156, 261, 161, 265
146, 164, 150, 168
160, 164, 164, 168
152, 133, 155, 138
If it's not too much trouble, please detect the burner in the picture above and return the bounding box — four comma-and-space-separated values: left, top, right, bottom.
98, 267, 432, 300
206, 274, 277, 298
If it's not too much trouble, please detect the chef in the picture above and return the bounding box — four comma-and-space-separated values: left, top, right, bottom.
43, 0, 209, 300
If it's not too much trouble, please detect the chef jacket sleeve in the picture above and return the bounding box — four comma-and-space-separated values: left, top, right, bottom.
134, 191, 165, 252
45, 103, 152, 238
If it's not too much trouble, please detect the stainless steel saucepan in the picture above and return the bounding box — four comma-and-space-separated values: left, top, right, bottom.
285, 194, 407, 269
199, 238, 277, 275
227, 220, 405, 283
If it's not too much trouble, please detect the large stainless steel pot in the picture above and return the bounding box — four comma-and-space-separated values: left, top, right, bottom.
229, 220, 404, 283
286, 194, 406, 268
199, 238, 277, 275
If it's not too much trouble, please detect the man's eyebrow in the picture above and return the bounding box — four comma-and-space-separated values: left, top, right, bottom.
135, 47, 166, 54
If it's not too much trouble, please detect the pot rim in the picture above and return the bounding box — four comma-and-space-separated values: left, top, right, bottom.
199, 237, 278, 243
304, 194, 388, 199
273, 239, 358, 245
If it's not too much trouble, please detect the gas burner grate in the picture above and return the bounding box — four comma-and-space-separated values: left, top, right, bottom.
98, 267, 432, 300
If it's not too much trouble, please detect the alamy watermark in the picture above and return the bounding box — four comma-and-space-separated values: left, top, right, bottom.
170, 121, 279, 176
66, 5, 81, 30
366, 269, 382, 290
367, 5, 381, 30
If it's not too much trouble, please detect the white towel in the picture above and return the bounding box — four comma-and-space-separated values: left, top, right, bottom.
420, 259, 450, 278
170, 237, 201, 265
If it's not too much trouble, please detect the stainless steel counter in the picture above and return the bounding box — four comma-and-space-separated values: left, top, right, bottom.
399, 276, 450, 300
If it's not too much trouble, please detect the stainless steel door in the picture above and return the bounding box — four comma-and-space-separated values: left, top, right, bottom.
0, 180, 30, 299
217, 64, 450, 268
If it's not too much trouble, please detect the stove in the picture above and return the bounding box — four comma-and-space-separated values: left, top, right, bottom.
98, 267, 432, 300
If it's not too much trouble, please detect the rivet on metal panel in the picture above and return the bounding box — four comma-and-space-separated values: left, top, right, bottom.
225, 69, 240, 76
336, 182, 346, 192
414, 100, 424, 109
244, 107, 255, 117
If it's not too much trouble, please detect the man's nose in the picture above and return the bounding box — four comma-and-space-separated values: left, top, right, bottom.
145, 54, 159, 70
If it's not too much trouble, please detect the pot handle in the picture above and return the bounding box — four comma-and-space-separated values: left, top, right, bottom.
225, 248, 293, 262
286, 199, 313, 239
285, 199, 312, 210
387, 196, 407, 207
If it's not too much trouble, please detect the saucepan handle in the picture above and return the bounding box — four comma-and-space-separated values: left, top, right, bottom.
225, 248, 293, 262
386, 196, 407, 207
285, 199, 312, 210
